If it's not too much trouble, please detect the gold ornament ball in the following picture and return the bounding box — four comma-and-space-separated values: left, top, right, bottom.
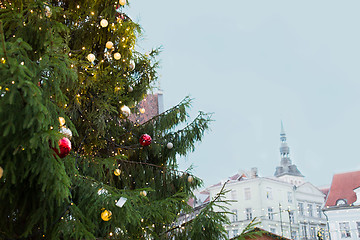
87, 53, 95, 62
114, 169, 121, 176
140, 190, 147, 197
101, 209, 112, 221
59, 117, 66, 126
114, 52, 121, 60
128, 86, 133, 92
100, 19, 108, 28
0, 166, 3, 179
106, 41, 114, 49
119, 0, 127, 6
188, 175, 193, 183
139, 108, 145, 114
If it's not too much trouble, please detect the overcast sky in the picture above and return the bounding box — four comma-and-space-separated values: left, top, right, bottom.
128, 1, 360, 188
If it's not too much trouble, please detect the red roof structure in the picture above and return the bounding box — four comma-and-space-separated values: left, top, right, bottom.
129, 93, 163, 124
324, 170, 360, 207
230, 227, 291, 240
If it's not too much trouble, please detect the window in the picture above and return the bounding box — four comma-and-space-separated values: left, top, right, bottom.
231, 210, 238, 222
289, 211, 295, 224
316, 205, 322, 218
308, 204, 313, 217
244, 188, 251, 200
231, 190, 237, 200
339, 222, 351, 238
310, 227, 316, 239
298, 202, 304, 216
270, 228, 276, 234
245, 208, 252, 220
268, 207, 274, 220
232, 230, 238, 238
291, 231, 297, 240
266, 187, 273, 200
357, 222, 360, 238
301, 225, 308, 239
287, 191, 293, 203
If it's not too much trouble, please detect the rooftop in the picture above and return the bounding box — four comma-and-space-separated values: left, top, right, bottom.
324, 170, 360, 207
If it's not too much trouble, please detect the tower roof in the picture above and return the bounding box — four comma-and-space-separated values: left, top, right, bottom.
274, 122, 304, 178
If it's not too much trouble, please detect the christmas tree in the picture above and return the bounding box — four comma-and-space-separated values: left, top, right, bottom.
0, 0, 234, 239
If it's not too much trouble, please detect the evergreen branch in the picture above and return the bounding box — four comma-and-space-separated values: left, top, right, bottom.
116, 158, 191, 175
160, 180, 230, 236
140, 96, 192, 126
0, 21, 9, 68
230, 218, 263, 240
172, 111, 213, 138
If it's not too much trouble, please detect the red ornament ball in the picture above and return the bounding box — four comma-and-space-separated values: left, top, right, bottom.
53, 137, 71, 158
139, 134, 152, 146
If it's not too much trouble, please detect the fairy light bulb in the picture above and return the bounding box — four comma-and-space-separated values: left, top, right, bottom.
188, 175, 194, 183
100, 19, 108, 27
106, 41, 113, 49
114, 52, 121, 60
87, 53, 95, 62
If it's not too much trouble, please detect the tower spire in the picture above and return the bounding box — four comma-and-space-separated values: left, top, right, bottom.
279, 121, 289, 159
274, 122, 304, 179
280, 120, 286, 143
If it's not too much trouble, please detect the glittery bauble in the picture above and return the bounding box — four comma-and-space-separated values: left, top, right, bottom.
167, 142, 173, 149
139, 134, 152, 146
101, 209, 112, 221
140, 190, 147, 197
121, 105, 131, 117
53, 137, 71, 158
60, 127, 72, 139
0, 166, 3, 179
114, 169, 121, 176
45, 6, 52, 17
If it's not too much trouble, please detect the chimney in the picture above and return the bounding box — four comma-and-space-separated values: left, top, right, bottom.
251, 167, 258, 178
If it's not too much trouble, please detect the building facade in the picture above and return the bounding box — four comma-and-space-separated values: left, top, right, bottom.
205, 124, 327, 239
323, 170, 360, 240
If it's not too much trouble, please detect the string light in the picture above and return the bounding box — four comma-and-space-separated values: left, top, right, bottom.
114, 52, 121, 60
